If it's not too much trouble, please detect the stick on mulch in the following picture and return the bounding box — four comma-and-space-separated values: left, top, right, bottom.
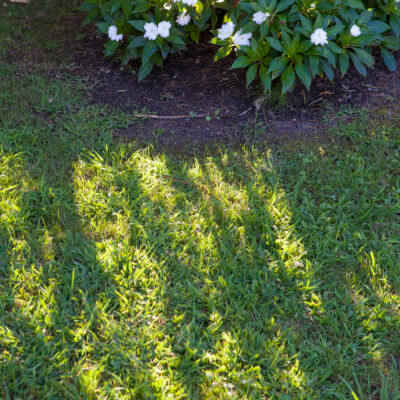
134, 113, 208, 119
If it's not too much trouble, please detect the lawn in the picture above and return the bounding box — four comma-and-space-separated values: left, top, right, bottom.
1, 1, 400, 399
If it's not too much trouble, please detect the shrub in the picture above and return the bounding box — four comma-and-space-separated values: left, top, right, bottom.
79, 0, 221, 80
80, 0, 400, 92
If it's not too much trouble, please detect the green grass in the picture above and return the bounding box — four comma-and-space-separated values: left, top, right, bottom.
1, 2, 400, 399
0, 0, 81, 69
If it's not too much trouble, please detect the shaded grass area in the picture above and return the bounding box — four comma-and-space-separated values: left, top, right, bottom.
0, 0, 82, 68
1, 63, 400, 399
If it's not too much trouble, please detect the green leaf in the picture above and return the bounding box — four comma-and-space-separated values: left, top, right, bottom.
260, 21, 269, 37
128, 20, 146, 32
167, 35, 186, 45
128, 36, 147, 48
322, 47, 336, 66
214, 46, 232, 61
268, 56, 288, 73
239, 2, 255, 14
96, 22, 109, 34
327, 24, 344, 39
121, 0, 133, 17
242, 22, 258, 34
344, 0, 364, 9
134, 3, 151, 13
82, 7, 100, 25
353, 48, 374, 68
367, 20, 389, 34
281, 65, 295, 94
122, 47, 137, 64
298, 40, 312, 53
390, 16, 400, 37
327, 41, 343, 54
104, 40, 119, 56
320, 59, 334, 81
190, 30, 200, 43
142, 41, 158, 64
338, 52, 349, 77
78, 2, 97, 12
358, 9, 373, 24
259, 64, 271, 90
308, 56, 319, 76
152, 52, 163, 67
300, 15, 312, 32
295, 63, 311, 90
268, 38, 284, 52
381, 48, 396, 72
246, 64, 258, 87
138, 62, 154, 81
275, 0, 294, 13
349, 52, 366, 76
111, 0, 121, 13
161, 41, 170, 58
231, 56, 252, 69
100, 7, 113, 24
250, 38, 258, 53
384, 36, 400, 51
260, 41, 271, 57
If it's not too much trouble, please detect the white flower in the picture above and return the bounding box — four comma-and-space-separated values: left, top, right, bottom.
158, 21, 172, 38
252, 11, 270, 25
310, 28, 328, 46
350, 24, 361, 37
232, 29, 252, 46
144, 22, 159, 40
217, 22, 235, 40
108, 25, 123, 42
182, 0, 197, 6
176, 12, 191, 26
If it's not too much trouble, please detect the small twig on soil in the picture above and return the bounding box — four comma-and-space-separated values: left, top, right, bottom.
361, 83, 380, 89
361, 83, 381, 92
342, 84, 356, 92
188, 78, 205, 86
308, 97, 323, 106
239, 107, 252, 116
134, 113, 208, 119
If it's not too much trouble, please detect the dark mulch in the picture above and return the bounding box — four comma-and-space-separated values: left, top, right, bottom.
73, 35, 255, 143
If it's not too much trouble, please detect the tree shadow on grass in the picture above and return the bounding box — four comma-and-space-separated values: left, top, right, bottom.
0, 161, 122, 399
1, 63, 400, 399
152, 148, 400, 398
0, 70, 132, 398
57, 145, 395, 398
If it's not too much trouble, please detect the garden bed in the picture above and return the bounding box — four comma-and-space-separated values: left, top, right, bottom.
4, 3, 400, 149
69, 18, 400, 147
